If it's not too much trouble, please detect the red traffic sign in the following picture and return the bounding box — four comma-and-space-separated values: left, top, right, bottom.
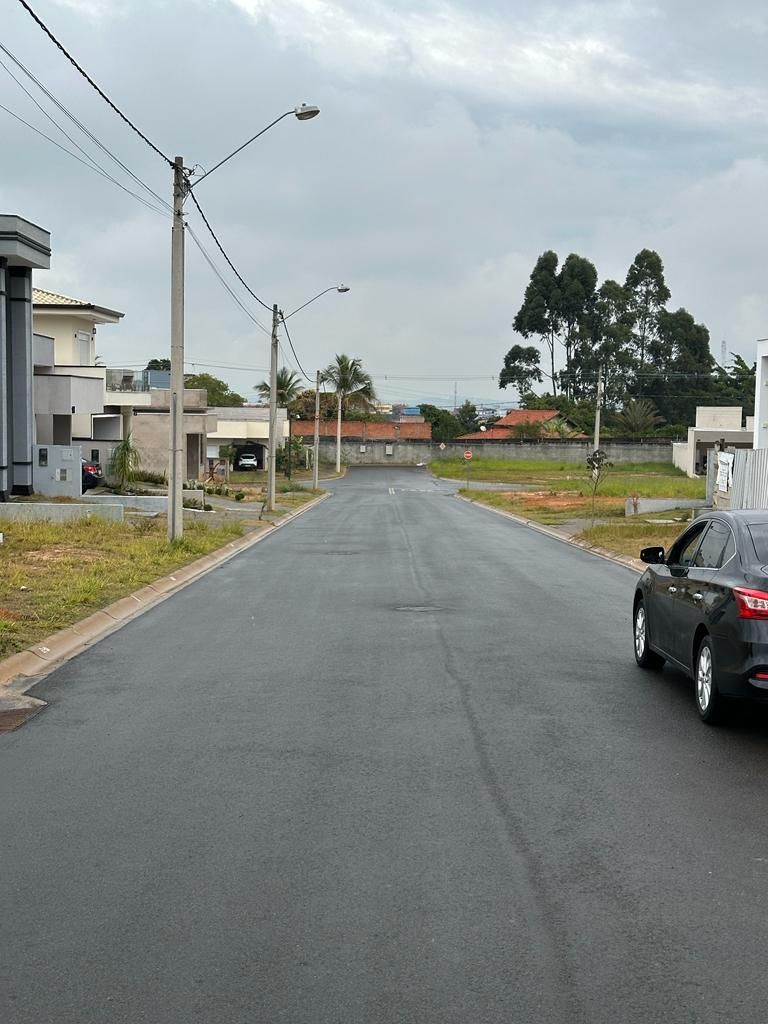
464, 450, 473, 460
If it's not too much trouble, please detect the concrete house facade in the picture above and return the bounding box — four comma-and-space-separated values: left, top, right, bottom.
0, 216, 51, 498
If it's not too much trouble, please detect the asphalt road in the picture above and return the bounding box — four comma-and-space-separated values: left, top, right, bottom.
3, 465, 768, 1023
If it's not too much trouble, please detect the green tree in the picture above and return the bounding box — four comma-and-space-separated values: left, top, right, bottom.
184, 372, 245, 407
320, 354, 376, 473
712, 353, 756, 410
498, 344, 542, 395
255, 367, 302, 406
419, 404, 461, 441
625, 249, 670, 372
287, 388, 337, 420
574, 279, 634, 406
455, 401, 480, 434
612, 399, 665, 437
145, 358, 171, 371
557, 253, 598, 398
513, 250, 562, 394
109, 434, 142, 491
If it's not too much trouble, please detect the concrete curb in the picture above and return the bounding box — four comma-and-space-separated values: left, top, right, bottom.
0, 492, 330, 702
456, 494, 644, 575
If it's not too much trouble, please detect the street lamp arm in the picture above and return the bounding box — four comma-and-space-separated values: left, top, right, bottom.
283, 285, 350, 320
189, 111, 294, 189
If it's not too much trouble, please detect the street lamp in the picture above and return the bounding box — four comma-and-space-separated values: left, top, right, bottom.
167, 104, 320, 542
266, 285, 350, 508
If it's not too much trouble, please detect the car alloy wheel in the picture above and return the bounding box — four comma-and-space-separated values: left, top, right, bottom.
695, 636, 723, 725
633, 599, 664, 670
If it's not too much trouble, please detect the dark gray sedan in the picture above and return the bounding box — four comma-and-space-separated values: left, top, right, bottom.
633, 510, 768, 724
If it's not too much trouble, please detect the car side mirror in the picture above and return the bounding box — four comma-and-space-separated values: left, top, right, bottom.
640, 546, 665, 564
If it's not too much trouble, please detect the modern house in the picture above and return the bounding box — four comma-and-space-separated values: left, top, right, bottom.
32, 289, 213, 481
206, 404, 287, 471
1, 216, 51, 498
671, 406, 753, 478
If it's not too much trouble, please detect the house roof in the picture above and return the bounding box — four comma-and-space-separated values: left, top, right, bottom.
493, 409, 561, 427
33, 287, 124, 321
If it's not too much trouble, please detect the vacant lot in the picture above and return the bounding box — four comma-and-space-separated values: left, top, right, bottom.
577, 518, 690, 558
434, 458, 705, 499
0, 517, 243, 657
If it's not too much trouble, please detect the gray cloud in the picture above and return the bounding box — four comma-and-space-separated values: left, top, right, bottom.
1, 0, 766, 409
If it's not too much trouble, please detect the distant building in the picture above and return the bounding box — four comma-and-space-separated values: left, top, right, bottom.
672, 407, 753, 478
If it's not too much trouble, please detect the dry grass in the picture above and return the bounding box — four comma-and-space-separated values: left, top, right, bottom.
576, 519, 690, 558
0, 517, 243, 657
461, 488, 627, 525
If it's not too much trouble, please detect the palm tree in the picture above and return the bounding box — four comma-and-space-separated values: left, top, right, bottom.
255, 367, 302, 406
613, 398, 665, 437
109, 433, 142, 491
320, 354, 376, 473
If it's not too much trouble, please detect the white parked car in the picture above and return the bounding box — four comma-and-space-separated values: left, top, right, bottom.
237, 453, 259, 470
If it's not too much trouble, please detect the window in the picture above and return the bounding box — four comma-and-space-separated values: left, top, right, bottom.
692, 520, 735, 569
668, 523, 707, 568
77, 330, 91, 365
748, 523, 768, 564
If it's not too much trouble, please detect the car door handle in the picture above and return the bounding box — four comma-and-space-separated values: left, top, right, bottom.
693, 592, 703, 602
668, 586, 678, 594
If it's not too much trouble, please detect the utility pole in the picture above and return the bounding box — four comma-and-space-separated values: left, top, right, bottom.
267, 304, 279, 512
312, 369, 321, 491
168, 155, 185, 542
593, 363, 604, 453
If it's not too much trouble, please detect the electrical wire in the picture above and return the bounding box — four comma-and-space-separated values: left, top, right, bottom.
15, 0, 173, 165
0, 100, 170, 216
279, 314, 313, 382
186, 191, 273, 313
186, 225, 270, 333
0, 41, 171, 213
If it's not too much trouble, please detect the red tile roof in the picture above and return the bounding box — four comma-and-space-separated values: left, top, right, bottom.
493, 409, 560, 427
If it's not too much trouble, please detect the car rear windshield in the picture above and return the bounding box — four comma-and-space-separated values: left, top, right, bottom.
747, 523, 768, 563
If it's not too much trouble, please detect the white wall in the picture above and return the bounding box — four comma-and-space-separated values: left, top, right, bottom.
754, 339, 768, 449
34, 312, 96, 366
695, 406, 743, 430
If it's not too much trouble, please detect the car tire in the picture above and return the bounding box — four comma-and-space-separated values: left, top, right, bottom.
634, 598, 665, 670
695, 635, 725, 725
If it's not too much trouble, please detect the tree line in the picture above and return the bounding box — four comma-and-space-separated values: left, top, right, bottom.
500, 248, 755, 433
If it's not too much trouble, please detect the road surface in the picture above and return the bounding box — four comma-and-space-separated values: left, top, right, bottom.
2, 466, 768, 1023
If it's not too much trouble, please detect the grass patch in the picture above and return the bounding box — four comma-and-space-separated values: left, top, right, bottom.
434, 457, 704, 499
577, 517, 691, 558
0, 517, 243, 657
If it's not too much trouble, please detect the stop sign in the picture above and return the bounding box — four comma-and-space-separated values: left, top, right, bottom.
464, 450, 473, 460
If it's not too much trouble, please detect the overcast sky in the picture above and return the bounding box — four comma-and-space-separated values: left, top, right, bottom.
2, 0, 767, 410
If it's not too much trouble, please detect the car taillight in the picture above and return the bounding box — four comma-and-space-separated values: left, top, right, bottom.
734, 587, 768, 619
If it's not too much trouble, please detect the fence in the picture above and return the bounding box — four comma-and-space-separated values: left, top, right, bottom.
729, 449, 768, 510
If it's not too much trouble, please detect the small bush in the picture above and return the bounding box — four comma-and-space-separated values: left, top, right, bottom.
136, 471, 167, 486
234, 491, 246, 502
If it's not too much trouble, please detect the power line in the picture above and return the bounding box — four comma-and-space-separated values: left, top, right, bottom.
185, 225, 270, 333
279, 314, 312, 382
15, 0, 173, 165
0, 100, 170, 217
0, 41, 171, 212
186, 191, 273, 312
